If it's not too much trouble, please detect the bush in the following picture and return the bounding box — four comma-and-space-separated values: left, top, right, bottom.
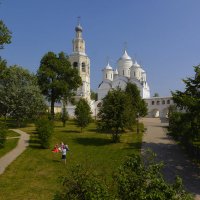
0, 126, 7, 148
54, 164, 110, 200
35, 118, 54, 149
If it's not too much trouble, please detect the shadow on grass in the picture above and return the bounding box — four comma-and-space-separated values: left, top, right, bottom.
29, 134, 41, 149
61, 130, 80, 134
73, 137, 111, 146
125, 142, 142, 151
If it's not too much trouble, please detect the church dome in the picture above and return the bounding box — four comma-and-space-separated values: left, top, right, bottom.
133, 61, 140, 68
120, 50, 132, 60
75, 24, 83, 32
105, 62, 112, 70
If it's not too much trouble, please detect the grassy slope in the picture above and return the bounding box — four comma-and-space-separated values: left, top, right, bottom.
0, 130, 19, 158
0, 120, 142, 200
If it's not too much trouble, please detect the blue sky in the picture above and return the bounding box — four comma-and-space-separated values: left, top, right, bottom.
1, 0, 200, 97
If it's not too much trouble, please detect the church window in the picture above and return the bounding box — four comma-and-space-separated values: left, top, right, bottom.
106, 74, 107, 78
73, 62, 78, 69
152, 101, 154, 105
167, 100, 170, 104
162, 100, 165, 104
134, 72, 135, 77
82, 62, 86, 72
157, 101, 160, 105
111, 74, 112, 79
123, 70, 124, 75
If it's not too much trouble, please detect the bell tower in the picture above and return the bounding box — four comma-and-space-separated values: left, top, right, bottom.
69, 19, 91, 101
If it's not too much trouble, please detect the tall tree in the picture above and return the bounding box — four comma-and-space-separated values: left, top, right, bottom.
37, 52, 82, 118
0, 20, 12, 49
98, 88, 134, 142
0, 65, 46, 126
170, 65, 200, 142
125, 82, 148, 117
74, 98, 92, 132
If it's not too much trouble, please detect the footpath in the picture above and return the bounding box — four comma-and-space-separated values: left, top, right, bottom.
0, 129, 29, 175
141, 118, 200, 200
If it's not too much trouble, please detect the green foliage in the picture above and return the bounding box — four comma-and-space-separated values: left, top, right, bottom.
0, 20, 12, 49
35, 117, 54, 149
0, 125, 7, 148
90, 90, 97, 101
55, 152, 193, 200
75, 98, 92, 132
37, 52, 82, 118
169, 65, 200, 146
125, 82, 148, 117
153, 92, 159, 97
0, 65, 47, 127
98, 88, 134, 142
54, 164, 110, 200
114, 152, 193, 200
62, 106, 69, 127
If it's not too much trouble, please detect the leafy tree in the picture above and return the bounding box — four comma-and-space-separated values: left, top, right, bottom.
37, 51, 82, 119
0, 65, 46, 127
0, 125, 7, 148
35, 117, 54, 149
0, 20, 12, 49
74, 98, 92, 132
61, 102, 69, 127
54, 164, 110, 200
153, 92, 159, 97
114, 152, 193, 200
55, 152, 193, 200
125, 82, 148, 117
98, 88, 134, 142
170, 65, 200, 143
90, 90, 97, 101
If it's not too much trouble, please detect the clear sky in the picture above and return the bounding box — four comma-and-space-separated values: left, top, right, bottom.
1, 0, 200, 97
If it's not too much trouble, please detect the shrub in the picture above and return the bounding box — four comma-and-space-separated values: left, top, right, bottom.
35, 118, 54, 149
54, 164, 110, 200
0, 126, 7, 148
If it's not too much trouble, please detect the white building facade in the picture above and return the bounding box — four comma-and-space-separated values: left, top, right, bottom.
64, 23, 173, 118
97, 50, 150, 100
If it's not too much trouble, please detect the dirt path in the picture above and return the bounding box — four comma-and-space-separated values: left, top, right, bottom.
141, 118, 200, 200
0, 129, 29, 175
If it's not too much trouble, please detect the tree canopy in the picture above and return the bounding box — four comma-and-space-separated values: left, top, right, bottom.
98, 88, 134, 142
37, 51, 82, 118
0, 20, 12, 49
75, 98, 92, 132
0, 65, 46, 126
169, 65, 200, 146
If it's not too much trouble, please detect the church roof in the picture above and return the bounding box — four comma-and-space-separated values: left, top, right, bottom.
120, 50, 132, 60
134, 61, 141, 67
75, 24, 83, 32
113, 69, 118, 74
105, 62, 112, 70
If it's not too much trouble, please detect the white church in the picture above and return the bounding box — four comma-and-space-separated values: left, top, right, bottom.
63, 22, 173, 118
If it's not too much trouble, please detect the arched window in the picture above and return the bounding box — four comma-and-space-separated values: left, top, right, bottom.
82, 62, 86, 72
167, 100, 170, 104
157, 101, 160, 105
106, 74, 107, 78
152, 101, 154, 105
73, 62, 78, 69
111, 74, 112, 79
162, 100, 165, 104
123, 70, 124, 75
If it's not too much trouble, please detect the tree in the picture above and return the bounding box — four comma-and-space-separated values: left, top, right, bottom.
114, 152, 193, 200
170, 65, 200, 142
37, 52, 82, 119
0, 65, 46, 126
90, 90, 97, 101
98, 88, 134, 142
74, 98, 92, 132
0, 20, 12, 49
153, 92, 159, 97
125, 82, 148, 117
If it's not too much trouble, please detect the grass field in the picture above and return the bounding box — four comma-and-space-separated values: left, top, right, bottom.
0, 130, 19, 158
0, 120, 143, 200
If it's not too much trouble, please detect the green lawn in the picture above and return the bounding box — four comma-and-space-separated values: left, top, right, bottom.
0, 120, 143, 200
0, 130, 19, 158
